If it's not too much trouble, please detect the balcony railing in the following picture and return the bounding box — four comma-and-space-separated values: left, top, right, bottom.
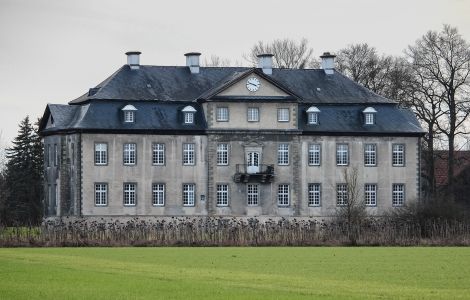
233, 164, 275, 183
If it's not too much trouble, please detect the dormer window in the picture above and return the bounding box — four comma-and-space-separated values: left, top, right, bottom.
122, 104, 137, 123
182, 106, 197, 124
363, 107, 377, 125
306, 106, 321, 125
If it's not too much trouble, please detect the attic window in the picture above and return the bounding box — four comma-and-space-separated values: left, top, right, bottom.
363, 107, 377, 125
182, 106, 196, 124
306, 106, 320, 125
122, 104, 138, 123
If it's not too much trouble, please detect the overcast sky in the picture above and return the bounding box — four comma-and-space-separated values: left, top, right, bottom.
0, 0, 469, 144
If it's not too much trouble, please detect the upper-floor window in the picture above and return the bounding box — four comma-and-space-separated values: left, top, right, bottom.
307, 106, 320, 125
392, 184, 405, 206
182, 106, 196, 124
278, 108, 290, 122
364, 144, 377, 166
277, 144, 289, 165
247, 107, 259, 122
336, 184, 348, 206
152, 183, 165, 206
216, 184, 229, 207
123, 143, 136, 165
336, 144, 349, 166
183, 143, 195, 165
392, 144, 405, 166
183, 184, 195, 206
95, 143, 108, 165
124, 183, 136, 206
54, 144, 58, 166
278, 184, 290, 206
363, 107, 377, 125
308, 144, 321, 166
217, 144, 229, 165
45, 144, 50, 167
152, 143, 165, 165
95, 183, 108, 206
308, 183, 321, 207
122, 104, 137, 123
364, 184, 377, 206
216, 107, 229, 122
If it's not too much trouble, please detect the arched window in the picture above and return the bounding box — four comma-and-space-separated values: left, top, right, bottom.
182, 106, 197, 124
122, 104, 137, 123
306, 106, 320, 125
363, 107, 377, 125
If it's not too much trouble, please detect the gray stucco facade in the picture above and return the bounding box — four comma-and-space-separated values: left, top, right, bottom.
39, 52, 424, 218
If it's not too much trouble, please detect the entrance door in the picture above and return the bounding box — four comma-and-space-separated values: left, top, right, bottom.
247, 152, 260, 174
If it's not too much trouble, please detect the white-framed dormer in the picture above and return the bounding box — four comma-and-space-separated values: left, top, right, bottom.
363, 107, 377, 125
306, 106, 321, 125
122, 104, 137, 123
182, 105, 196, 124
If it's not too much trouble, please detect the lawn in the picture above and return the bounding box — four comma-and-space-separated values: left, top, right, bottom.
0, 247, 469, 299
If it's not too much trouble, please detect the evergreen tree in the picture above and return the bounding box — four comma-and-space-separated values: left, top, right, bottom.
3, 116, 43, 225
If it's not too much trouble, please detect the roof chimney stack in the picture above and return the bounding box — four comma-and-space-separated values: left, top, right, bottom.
125, 51, 141, 70
185, 52, 201, 74
320, 52, 336, 75
257, 54, 273, 75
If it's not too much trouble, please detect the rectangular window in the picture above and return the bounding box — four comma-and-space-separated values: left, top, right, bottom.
308, 183, 321, 207
247, 184, 259, 206
336, 144, 349, 166
45, 144, 50, 167
152, 143, 165, 165
278, 184, 290, 206
217, 144, 229, 165
71, 143, 75, 166
95, 183, 107, 206
152, 183, 165, 206
392, 184, 405, 206
365, 184, 377, 206
183, 184, 195, 206
216, 107, 229, 122
123, 143, 136, 165
95, 143, 107, 165
183, 143, 195, 165
308, 112, 318, 124
277, 144, 289, 165
216, 184, 229, 206
54, 144, 58, 166
124, 111, 134, 123
364, 144, 377, 166
308, 144, 321, 166
277, 108, 290, 122
124, 183, 136, 206
392, 144, 405, 166
184, 113, 194, 124
247, 107, 259, 122
365, 113, 374, 125
336, 184, 348, 206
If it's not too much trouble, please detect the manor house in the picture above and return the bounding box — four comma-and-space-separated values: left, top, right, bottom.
39, 51, 424, 218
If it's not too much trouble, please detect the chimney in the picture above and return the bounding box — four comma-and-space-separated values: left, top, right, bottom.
125, 51, 141, 70
320, 52, 336, 75
185, 52, 201, 74
257, 53, 273, 75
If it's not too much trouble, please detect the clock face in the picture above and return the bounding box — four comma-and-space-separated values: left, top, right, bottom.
246, 77, 260, 92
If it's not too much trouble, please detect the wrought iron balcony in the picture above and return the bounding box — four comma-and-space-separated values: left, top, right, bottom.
233, 164, 275, 183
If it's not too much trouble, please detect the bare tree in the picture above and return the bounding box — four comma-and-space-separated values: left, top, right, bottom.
202, 55, 233, 67
406, 25, 470, 198
244, 38, 314, 69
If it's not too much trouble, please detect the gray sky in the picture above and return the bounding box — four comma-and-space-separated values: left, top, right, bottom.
0, 0, 469, 144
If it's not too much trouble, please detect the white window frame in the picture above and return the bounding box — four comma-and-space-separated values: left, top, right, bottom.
152, 183, 165, 206
247, 184, 259, 206
184, 112, 194, 124
336, 144, 349, 166
124, 183, 136, 206
183, 143, 195, 165
392, 184, 405, 206
123, 143, 136, 165
277, 184, 290, 206
94, 183, 107, 206
308, 144, 321, 166
336, 184, 348, 206
216, 184, 229, 207
308, 183, 321, 207
124, 111, 135, 123
308, 112, 318, 125
216, 107, 229, 122
152, 143, 165, 165
183, 184, 195, 206
217, 143, 229, 166
365, 113, 374, 125
95, 143, 108, 165
247, 107, 259, 122
277, 108, 290, 122
365, 184, 377, 206
364, 144, 377, 166
277, 144, 289, 165
392, 144, 405, 166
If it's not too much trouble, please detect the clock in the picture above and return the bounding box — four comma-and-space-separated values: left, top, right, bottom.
246, 77, 260, 92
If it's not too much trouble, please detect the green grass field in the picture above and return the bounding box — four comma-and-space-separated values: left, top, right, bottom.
0, 247, 469, 299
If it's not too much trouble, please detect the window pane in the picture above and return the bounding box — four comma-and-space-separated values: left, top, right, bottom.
95, 183, 107, 206
184, 113, 194, 124
183, 184, 195, 206
216, 184, 229, 206
309, 144, 321, 166
308, 183, 321, 206
336, 184, 348, 206
183, 143, 195, 165
277, 184, 289, 206
152, 184, 165, 206
308, 112, 318, 124
277, 144, 289, 165
278, 108, 289, 122
336, 144, 349, 166
365, 184, 377, 206
124, 183, 136, 206
364, 144, 376, 166
247, 108, 259, 122
217, 144, 228, 165
392, 184, 405, 206
247, 184, 259, 206
152, 143, 165, 165
95, 143, 107, 165
124, 111, 134, 123
392, 144, 405, 166
216, 107, 229, 121
123, 143, 136, 165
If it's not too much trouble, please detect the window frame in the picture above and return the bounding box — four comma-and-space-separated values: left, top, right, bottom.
247, 184, 259, 206
308, 112, 318, 125
123, 143, 137, 166
124, 111, 135, 123
277, 184, 290, 207
183, 143, 195, 165
123, 183, 137, 206
152, 183, 165, 206
184, 112, 194, 124
364, 184, 377, 206
94, 142, 108, 166
336, 183, 348, 206
308, 183, 321, 207
336, 143, 349, 166
277, 143, 289, 166
364, 143, 377, 167
277, 108, 290, 122
94, 183, 108, 206
216, 184, 229, 207
392, 183, 405, 207
308, 143, 321, 166
152, 143, 165, 166
392, 144, 405, 167
183, 183, 196, 207
216, 143, 229, 166
364, 113, 375, 125
216, 107, 229, 122
247, 107, 260, 122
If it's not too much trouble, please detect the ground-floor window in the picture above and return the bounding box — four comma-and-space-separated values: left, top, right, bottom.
216, 184, 229, 206
124, 183, 136, 206
365, 184, 377, 206
336, 184, 348, 206
183, 184, 195, 206
392, 184, 405, 206
278, 184, 290, 206
152, 183, 165, 206
247, 184, 259, 206
95, 183, 107, 206
308, 183, 321, 206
